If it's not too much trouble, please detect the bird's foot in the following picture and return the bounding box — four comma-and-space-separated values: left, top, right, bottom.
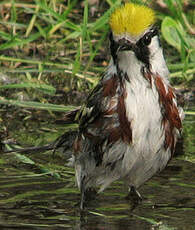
80, 187, 97, 210
126, 186, 142, 206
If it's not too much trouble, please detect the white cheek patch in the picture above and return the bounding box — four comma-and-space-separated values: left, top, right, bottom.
149, 36, 169, 78
149, 35, 159, 56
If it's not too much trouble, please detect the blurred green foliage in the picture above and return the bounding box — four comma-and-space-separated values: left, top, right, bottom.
0, 0, 194, 111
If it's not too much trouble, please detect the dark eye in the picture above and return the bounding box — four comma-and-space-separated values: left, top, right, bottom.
142, 34, 151, 46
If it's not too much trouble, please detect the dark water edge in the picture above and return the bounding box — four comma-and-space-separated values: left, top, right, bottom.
0, 159, 195, 230
0, 111, 194, 230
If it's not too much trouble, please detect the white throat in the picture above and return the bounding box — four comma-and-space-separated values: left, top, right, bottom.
117, 51, 144, 82
149, 36, 169, 79
116, 35, 169, 81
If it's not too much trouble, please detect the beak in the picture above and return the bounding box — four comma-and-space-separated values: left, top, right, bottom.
117, 41, 135, 53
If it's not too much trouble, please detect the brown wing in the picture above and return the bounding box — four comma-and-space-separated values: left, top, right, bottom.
154, 74, 182, 155
73, 74, 132, 165
55, 107, 81, 125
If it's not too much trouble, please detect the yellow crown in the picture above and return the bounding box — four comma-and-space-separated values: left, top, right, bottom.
110, 3, 155, 36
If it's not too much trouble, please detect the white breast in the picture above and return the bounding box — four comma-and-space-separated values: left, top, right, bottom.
125, 77, 163, 154
117, 43, 167, 156
117, 51, 172, 187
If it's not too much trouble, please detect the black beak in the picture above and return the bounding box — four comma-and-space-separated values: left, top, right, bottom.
118, 43, 134, 52
109, 32, 136, 64
117, 38, 136, 53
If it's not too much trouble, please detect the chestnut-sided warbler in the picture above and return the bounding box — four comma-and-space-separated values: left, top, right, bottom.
58, 2, 184, 209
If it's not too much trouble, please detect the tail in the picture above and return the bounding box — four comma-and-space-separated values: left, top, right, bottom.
1, 143, 54, 154
1, 129, 78, 155
1, 108, 80, 155
52, 130, 78, 154
54, 107, 80, 125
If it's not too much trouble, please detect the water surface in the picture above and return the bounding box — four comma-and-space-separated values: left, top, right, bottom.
0, 112, 194, 230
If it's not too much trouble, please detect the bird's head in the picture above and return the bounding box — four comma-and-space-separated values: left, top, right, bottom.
109, 3, 162, 71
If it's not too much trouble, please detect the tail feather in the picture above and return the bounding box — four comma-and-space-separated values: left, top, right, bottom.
1, 143, 53, 154
2, 129, 78, 155
52, 130, 78, 153
2, 107, 80, 155
55, 107, 80, 125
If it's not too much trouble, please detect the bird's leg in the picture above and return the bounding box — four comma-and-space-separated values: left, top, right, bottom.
126, 186, 142, 205
80, 192, 85, 210
80, 187, 97, 209
80, 178, 86, 210
80, 175, 97, 209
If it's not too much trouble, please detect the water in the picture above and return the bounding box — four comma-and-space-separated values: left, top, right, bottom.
0, 113, 194, 230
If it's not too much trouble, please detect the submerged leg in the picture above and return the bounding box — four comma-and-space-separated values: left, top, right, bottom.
80, 189, 85, 210
80, 178, 97, 209
126, 186, 142, 205
80, 177, 86, 210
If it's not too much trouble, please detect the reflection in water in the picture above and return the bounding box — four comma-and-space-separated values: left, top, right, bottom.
0, 116, 194, 230
0, 159, 195, 230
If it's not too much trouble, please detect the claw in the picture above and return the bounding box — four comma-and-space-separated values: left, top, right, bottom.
80, 185, 97, 210
126, 186, 142, 205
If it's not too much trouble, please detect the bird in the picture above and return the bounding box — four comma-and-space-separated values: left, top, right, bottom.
55, 2, 184, 209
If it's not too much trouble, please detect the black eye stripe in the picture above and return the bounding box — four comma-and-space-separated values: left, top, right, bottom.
142, 35, 151, 46
137, 27, 158, 47
145, 27, 158, 39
